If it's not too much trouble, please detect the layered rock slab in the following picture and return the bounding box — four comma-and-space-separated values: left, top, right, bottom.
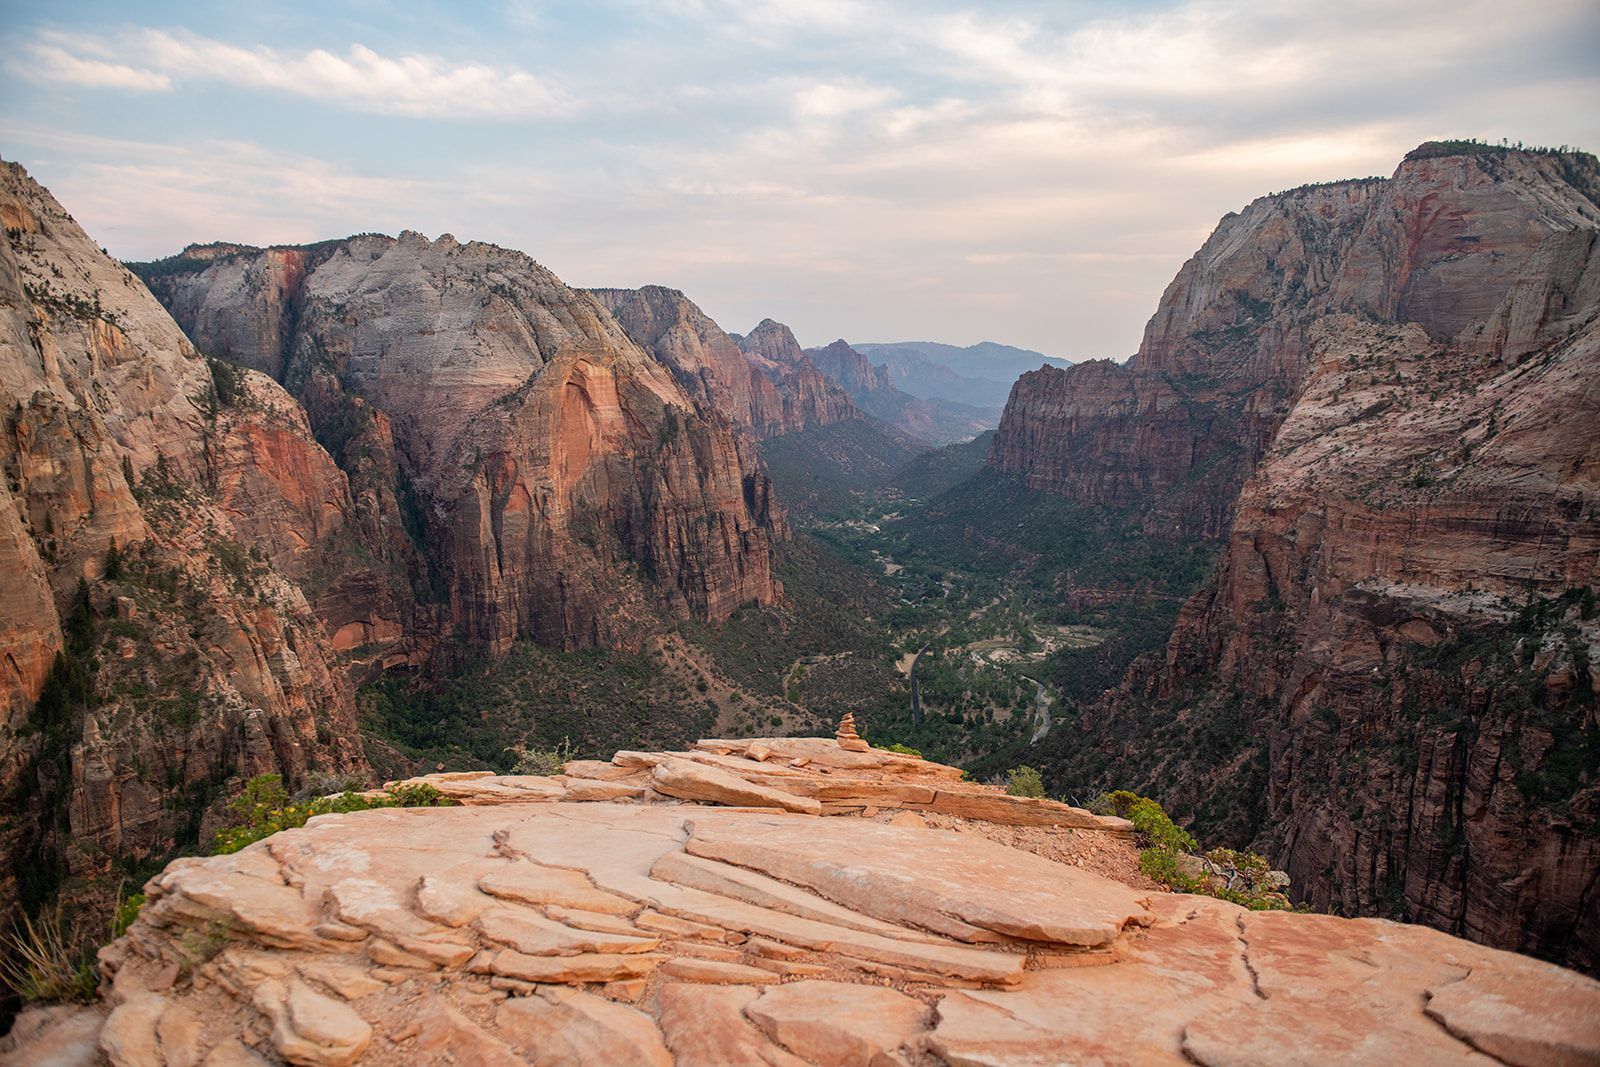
66, 791, 1600, 1066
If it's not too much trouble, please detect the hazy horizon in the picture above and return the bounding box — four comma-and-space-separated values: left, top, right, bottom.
3, 0, 1596, 359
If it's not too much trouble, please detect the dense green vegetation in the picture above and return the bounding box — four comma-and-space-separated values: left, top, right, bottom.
1096, 790, 1295, 911
1404, 138, 1588, 161
211, 773, 453, 854
360, 642, 721, 775
889, 430, 994, 500
757, 418, 929, 516
685, 444, 1216, 779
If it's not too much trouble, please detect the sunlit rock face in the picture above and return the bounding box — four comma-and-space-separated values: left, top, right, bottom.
145, 235, 784, 654
1022, 145, 1600, 972
21, 736, 1597, 1067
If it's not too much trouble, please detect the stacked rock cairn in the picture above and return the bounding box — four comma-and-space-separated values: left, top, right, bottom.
835, 711, 870, 752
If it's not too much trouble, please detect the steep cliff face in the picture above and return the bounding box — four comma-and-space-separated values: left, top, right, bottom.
0, 162, 367, 916
992, 146, 1600, 539
732, 318, 859, 436
589, 285, 763, 431
144, 236, 782, 653
991, 176, 1384, 536
1035, 145, 1600, 972
1149, 313, 1600, 971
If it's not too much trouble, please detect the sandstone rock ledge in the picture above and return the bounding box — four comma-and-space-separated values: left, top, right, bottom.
386, 736, 1137, 832
8, 739, 1598, 1066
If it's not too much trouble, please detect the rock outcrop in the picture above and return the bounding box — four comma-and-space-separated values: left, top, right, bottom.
803, 339, 893, 398
589, 286, 765, 434
140, 239, 782, 653
1031, 145, 1600, 972
991, 144, 1600, 538
12, 735, 1598, 1066
0, 161, 367, 917
731, 319, 859, 437
590, 292, 863, 444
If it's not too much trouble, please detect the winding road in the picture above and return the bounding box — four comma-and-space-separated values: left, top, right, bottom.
1025, 677, 1052, 744
908, 642, 931, 728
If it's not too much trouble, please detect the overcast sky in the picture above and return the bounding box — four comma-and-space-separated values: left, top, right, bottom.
2, 1, 1597, 359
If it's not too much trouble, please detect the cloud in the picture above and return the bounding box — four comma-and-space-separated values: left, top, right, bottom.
4, 0, 1596, 358
20, 29, 567, 119
23, 43, 173, 92
0, 124, 458, 255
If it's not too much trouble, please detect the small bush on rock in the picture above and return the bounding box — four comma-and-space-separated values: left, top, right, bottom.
1097, 790, 1295, 911
1101, 789, 1198, 853
1005, 765, 1046, 797
1, 903, 98, 1003
111, 890, 145, 939
212, 773, 454, 855
507, 736, 579, 776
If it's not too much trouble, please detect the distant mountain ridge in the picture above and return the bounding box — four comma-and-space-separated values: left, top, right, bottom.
804, 339, 993, 444
853, 340, 1072, 409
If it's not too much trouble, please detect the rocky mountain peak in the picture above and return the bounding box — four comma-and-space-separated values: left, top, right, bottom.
1017, 142, 1600, 972
993, 141, 1600, 537
139, 230, 784, 654
736, 317, 809, 370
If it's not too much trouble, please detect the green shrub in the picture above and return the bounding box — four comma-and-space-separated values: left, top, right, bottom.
1099, 790, 1294, 911
1101, 789, 1198, 853
208, 356, 245, 409
385, 782, 452, 808
877, 742, 923, 757
1005, 765, 1045, 798
508, 736, 578, 776
211, 773, 454, 855
111, 891, 145, 939
1138, 845, 1197, 891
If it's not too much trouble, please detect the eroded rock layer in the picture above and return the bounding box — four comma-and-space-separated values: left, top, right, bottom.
141, 238, 782, 653
805, 339, 992, 445
991, 146, 1600, 539
17, 738, 1597, 1066
1032, 145, 1600, 972
0, 162, 367, 916
731, 319, 859, 438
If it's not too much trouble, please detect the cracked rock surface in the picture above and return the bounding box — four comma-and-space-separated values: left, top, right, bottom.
9, 738, 1594, 1065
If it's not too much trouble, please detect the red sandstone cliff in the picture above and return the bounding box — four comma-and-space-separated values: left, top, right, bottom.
0, 162, 367, 916
589, 286, 764, 432
806, 339, 992, 444
1030, 144, 1600, 971
805, 338, 893, 396
992, 146, 1600, 537
143, 236, 782, 653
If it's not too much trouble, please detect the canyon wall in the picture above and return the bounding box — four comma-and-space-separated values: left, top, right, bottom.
143, 239, 783, 654
731, 318, 859, 437
0, 162, 367, 916
992, 147, 1600, 538
1027, 144, 1600, 971
588, 290, 863, 443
